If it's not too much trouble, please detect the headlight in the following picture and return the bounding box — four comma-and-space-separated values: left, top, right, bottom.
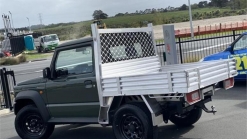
199, 58, 204, 62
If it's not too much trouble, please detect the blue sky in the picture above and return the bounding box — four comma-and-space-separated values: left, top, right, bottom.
0, 0, 208, 28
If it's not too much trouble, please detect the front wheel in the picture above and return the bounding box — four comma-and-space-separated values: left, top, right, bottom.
15, 105, 54, 139
113, 104, 158, 139
169, 108, 202, 127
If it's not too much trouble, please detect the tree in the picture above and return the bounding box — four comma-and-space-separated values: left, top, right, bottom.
115, 13, 125, 17
210, 0, 229, 7
92, 10, 108, 20
151, 8, 157, 13
229, 0, 247, 10
198, 1, 208, 8
191, 4, 199, 9
179, 4, 188, 10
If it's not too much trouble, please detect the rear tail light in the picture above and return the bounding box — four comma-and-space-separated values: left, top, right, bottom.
185, 90, 201, 105
223, 78, 234, 90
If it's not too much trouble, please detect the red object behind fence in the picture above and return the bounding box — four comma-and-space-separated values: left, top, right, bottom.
175, 21, 247, 37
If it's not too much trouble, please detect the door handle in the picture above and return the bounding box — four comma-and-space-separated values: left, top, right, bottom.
84, 80, 93, 88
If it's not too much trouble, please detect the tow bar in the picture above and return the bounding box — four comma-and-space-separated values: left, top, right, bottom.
196, 103, 217, 115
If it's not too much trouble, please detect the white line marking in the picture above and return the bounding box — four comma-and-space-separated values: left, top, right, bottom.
184, 42, 231, 53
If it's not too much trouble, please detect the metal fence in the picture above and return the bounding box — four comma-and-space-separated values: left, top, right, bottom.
10, 36, 26, 56
0, 68, 16, 110
156, 30, 246, 65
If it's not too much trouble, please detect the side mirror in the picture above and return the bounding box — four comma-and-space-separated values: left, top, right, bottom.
225, 46, 233, 54
43, 67, 51, 79
56, 68, 68, 77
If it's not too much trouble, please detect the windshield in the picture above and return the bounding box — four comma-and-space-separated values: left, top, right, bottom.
44, 35, 58, 42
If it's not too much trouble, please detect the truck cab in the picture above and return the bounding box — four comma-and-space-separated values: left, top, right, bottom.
35, 34, 60, 53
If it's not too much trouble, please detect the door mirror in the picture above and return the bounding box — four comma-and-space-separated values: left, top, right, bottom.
56, 68, 68, 77
225, 46, 233, 54
43, 67, 51, 79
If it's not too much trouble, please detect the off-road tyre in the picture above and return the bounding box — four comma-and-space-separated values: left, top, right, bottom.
15, 105, 54, 139
113, 103, 158, 139
169, 108, 202, 127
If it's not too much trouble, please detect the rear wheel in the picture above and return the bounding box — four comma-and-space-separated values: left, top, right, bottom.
15, 105, 54, 139
169, 108, 202, 127
113, 104, 158, 139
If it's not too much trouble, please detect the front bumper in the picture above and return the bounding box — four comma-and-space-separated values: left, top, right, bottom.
44, 44, 58, 51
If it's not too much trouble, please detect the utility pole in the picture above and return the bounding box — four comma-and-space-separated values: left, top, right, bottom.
26, 17, 31, 32
9, 11, 15, 32
188, 0, 194, 38
39, 13, 43, 29
2, 15, 7, 35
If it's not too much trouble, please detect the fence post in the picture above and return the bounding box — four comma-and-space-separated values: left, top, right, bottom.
198, 26, 200, 35
233, 30, 236, 40
220, 23, 222, 32
178, 37, 183, 64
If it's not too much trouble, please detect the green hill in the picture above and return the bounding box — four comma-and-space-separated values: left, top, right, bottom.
33, 7, 246, 41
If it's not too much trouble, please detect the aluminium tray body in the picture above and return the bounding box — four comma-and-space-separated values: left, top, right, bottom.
101, 58, 237, 97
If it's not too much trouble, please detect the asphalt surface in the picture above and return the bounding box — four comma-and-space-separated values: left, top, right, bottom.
0, 81, 246, 139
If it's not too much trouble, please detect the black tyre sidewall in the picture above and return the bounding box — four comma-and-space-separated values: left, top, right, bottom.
169, 108, 202, 127
37, 47, 41, 53
113, 104, 155, 139
15, 105, 54, 139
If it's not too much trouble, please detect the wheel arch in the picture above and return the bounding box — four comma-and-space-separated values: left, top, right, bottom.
14, 90, 50, 122
108, 95, 163, 126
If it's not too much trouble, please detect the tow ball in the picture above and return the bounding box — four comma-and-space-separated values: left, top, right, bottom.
197, 104, 217, 115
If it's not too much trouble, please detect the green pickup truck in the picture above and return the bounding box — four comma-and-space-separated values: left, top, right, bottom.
13, 24, 237, 139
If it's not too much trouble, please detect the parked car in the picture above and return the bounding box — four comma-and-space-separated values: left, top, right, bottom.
200, 32, 247, 81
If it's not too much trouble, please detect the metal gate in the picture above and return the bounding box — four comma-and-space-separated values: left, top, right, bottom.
0, 68, 16, 110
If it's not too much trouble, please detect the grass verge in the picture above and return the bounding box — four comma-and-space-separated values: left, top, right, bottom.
23, 51, 54, 61
0, 51, 54, 65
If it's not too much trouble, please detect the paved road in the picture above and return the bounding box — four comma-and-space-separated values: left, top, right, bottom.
0, 82, 246, 139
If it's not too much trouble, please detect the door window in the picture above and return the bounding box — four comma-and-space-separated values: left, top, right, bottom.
234, 35, 247, 51
55, 46, 93, 75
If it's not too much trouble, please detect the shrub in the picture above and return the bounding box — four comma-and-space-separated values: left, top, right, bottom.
0, 54, 27, 65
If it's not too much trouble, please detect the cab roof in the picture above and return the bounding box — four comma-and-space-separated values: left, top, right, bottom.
57, 37, 93, 48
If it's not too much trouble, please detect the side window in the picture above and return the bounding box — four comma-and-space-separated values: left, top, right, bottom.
55, 46, 93, 75
234, 35, 247, 51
